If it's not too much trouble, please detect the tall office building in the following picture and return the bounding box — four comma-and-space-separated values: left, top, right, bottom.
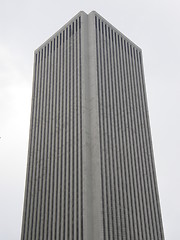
21, 11, 165, 240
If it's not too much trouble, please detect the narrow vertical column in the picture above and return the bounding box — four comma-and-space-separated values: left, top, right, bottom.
126, 44, 143, 240
104, 24, 116, 239
87, 11, 104, 240
73, 24, 77, 240
114, 32, 126, 239
96, 18, 109, 240
48, 39, 56, 240
28, 50, 42, 240
109, 29, 121, 240
47, 38, 56, 240
68, 23, 73, 240
52, 35, 60, 240
118, 36, 131, 240
123, 40, 139, 240
132, 47, 150, 239
58, 32, 65, 240
37, 45, 48, 240
21, 52, 38, 240
44, 40, 53, 240
60, 29, 67, 240
50, 37, 58, 240
81, 11, 93, 240
56, 32, 63, 240
76, 18, 80, 240
40, 43, 50, 240
33, 47, 45, 240
64, 26, 70, 240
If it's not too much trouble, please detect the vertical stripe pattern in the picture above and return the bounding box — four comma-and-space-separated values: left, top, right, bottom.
21, 16, 83, 240
95, 15, 165, 240
21, 11, 165, 240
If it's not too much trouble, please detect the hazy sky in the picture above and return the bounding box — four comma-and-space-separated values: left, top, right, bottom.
0, 0, 180, 239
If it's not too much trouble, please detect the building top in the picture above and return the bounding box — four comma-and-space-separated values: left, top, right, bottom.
35, 11, 141, 53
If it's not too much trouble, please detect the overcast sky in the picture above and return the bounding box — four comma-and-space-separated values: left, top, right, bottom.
0, 0, 180, 239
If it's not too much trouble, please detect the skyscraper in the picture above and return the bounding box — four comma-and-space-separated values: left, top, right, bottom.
21, 11, 165, 240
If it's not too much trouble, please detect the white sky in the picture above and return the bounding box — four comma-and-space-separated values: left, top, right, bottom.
0, 0, 180, 239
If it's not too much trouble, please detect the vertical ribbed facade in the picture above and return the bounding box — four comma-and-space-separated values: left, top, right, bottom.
21, 14, 84, 240
21, 11, 165, 240
94, 13, 165, 240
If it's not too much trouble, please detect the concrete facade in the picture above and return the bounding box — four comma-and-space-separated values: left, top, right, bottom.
21, 11, 165, 240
